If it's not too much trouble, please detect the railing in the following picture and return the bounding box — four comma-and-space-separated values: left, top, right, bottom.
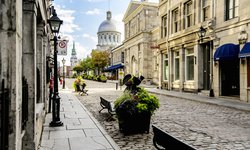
0, 79, 9, 150
22, 77, 28, 130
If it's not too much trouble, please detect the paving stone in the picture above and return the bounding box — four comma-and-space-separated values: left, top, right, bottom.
49, 129, 86, 139
69, 137, 113, 150
84, 128, 103, 137
66, 79, 250, 150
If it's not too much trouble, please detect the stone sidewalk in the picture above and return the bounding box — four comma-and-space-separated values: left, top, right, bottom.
39, 90, 120, 150
143, 86, 250, 112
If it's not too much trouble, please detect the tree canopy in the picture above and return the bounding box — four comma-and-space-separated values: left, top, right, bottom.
76, 50, 109, 75
91, 50, 109, 74
73, 65, 84, 74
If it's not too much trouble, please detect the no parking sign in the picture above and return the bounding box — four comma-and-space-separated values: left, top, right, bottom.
57, 40, 68, 55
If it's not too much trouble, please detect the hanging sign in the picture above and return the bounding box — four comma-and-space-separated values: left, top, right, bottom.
57, 40, 68, 55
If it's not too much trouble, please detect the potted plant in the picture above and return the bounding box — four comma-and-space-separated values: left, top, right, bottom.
114, 74, 160, 135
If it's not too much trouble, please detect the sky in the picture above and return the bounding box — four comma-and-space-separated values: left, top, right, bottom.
54, 0, 159, 66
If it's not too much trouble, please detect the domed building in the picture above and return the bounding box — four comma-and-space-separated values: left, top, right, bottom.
97, 11, 121, 50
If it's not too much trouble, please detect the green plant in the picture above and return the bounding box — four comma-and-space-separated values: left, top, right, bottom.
114, 74, 159, 116
136, 88, 159, 115
114, 91, 133, 108
100, 75, 107, 82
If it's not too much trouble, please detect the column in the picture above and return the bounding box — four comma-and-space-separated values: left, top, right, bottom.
43, 35, 49, 111
22, 1, 37, 149
36, 23, 44, 103
180, 47, 185, 91
0, 0, 23, 149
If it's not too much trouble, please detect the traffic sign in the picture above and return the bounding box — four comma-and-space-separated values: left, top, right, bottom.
58, 40, 68, 55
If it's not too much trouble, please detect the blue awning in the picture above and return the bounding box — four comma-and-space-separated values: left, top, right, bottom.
104, 63, 124, 72
214, 43, 239, 61
239, 42, 250, 58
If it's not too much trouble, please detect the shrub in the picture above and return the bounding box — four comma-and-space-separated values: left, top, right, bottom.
114, 74, 159, 116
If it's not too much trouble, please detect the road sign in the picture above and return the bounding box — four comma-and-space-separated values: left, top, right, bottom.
58, 40, 68, 55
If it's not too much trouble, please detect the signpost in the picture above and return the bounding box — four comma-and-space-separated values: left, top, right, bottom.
57, 40, 68, 55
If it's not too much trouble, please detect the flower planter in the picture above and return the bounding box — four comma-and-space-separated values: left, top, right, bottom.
114, 74, 159, 135
117, 111, 151, 135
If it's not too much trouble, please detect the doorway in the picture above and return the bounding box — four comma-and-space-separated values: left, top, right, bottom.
220, 59, 239, 96
203, 43, 211, 90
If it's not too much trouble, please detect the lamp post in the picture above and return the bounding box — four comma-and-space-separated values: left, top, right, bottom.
197, 26, 206, 42
48, 9, 64, 127
197, 26, 214, 97
62, 58, 66, 89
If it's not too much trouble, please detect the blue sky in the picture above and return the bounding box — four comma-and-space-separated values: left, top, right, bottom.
54, 0, 158, 66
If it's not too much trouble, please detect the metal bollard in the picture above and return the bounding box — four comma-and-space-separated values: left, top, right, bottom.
116, 83, 118, 90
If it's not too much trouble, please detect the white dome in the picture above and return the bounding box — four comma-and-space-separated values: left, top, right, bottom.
98, 20, 118, 32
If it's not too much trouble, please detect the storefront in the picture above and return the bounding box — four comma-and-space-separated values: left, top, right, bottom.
214, 43, 240, 97
239, 42, 250, 102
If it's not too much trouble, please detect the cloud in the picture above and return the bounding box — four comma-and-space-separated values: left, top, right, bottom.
87, 0, 107, 2
83, 34, 98, 43
86, 8, 101, 15
54, 5, 81, 34
75, 42, 92, 60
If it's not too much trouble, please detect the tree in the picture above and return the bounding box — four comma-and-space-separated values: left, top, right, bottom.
91, 50, 109, 75
73, 65, 83, 74
80, 56, 94, 74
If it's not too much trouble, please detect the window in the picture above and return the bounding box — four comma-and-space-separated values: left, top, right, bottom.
202, 0, 211, 21
172, 8, 179, 33
225, 0, 239, 20
164, 54, 169, 80
161, 15, 167, 38
184, 1, 193, 28
174, 51, 180, 80
186, 49, 194, 80
121, 52, 124, 63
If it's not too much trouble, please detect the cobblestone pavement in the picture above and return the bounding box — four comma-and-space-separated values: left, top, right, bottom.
66, 78, 250, 150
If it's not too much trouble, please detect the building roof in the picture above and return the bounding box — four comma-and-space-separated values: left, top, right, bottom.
98, 11, 119, 33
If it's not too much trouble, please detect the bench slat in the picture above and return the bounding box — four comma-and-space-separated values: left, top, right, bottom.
99, 97, 115, 121
152, 125, 197, 150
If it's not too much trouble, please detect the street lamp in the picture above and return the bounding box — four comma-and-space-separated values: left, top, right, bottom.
197, 26, 206, 42
48, 9, 64, 127
62, 58, 66, 89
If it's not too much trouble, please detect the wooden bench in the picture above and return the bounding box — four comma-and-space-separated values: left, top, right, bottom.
99, 97, 115, 121
76, 84, 88, 96
152, 125, 197, 150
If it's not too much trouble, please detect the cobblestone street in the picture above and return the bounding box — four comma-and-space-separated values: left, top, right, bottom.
66, 78, 250, 150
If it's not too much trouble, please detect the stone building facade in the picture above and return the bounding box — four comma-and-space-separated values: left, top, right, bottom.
0, 0, 54, 149
158, 0, 216, 94
157, 0, 250, 103
107, 44, 125, 80
213, 0, 250, 102
123, 1, 159, 83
